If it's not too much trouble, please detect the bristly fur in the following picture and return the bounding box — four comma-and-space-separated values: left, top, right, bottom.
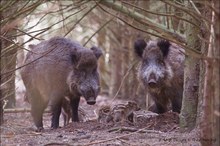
134, 38, 184, 114
134, 39, 147, 57
157, 39, 171, 58
21, 36, 102, 130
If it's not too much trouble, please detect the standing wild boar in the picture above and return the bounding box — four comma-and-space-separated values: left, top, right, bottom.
134, 39, 184, 114
21, 37, 102, 131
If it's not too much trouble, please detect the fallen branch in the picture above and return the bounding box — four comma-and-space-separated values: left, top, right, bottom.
44, 143, 72, 146
108, 126, 138, 133
82, 127, 164, 146
4, 108, 50, 113
108, 126, 165, 134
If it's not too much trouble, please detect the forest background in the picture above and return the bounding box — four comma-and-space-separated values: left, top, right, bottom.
0, 0, 219, 146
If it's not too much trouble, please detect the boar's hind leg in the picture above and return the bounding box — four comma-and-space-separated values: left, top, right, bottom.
31, 94, 47, 131
70, 97, 80, 122
51, 100, 62, 129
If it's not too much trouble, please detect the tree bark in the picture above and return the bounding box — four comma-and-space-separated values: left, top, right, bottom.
121, 27, 130, 99
180, 1, 200, 131
199, 1, 220, 145
1, 1, 18, 108
213, 0, 220, 146
108, 26, 122, 99
97, 29, 109, 94
213, 1, 220, 146
0, 0, 3, 125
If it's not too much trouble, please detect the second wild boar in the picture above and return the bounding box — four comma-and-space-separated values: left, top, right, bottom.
134, 39, 184, 114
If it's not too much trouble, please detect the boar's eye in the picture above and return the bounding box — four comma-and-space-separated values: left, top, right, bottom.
157, 59, 165, 65
81, 71, 87, 77
143, 59, 149, 65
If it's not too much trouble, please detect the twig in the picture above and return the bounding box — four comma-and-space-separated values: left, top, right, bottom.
189, 0, 201, 15
0, 36, 36, 57
1, 132, 42, 138
82, 126, 164, 146
83, 17, 114, 46
117, 138, 135, 146
0, 37, 58, 76
108, 127, 138, 133
4, 108, 50, 113
44, 143, 72, 146
98, 3, 220, 61
14, 28, 43, 41
160, 0, 210, 24
122, 0, 205, 28
99, 0, 186, 43
110, 60, 139, 105
64, 2, 98, 37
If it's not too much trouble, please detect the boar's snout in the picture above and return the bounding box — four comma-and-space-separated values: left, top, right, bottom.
86, 99, 96, 105
148, 79, 157, 88
114, 112, 122, 122
79, 84, 99, 105
148, 73, 158, 88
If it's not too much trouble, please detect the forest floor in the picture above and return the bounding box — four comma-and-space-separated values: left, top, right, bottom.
1, 95, 201, 146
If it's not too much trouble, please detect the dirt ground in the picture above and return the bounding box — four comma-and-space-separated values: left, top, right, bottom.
0, 95, 201, 146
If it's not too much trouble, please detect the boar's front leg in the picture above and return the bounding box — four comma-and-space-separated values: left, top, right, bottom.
70, 97, 80, 122
171, 97, 182, 113
51, 100, 62, 129
149, 101, 168, 114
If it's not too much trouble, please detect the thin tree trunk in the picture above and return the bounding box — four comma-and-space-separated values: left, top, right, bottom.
1, 1, 18, 108
97, 29, 109, 94
180, 1, 200, 131
0, 0, 4, 125
121, 27, 129, 99
199, 1, 220, 145
108, 27, 122, 99
213, 1, 220, 145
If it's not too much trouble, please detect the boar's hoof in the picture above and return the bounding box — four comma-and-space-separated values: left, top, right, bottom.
36, 127, 44, 132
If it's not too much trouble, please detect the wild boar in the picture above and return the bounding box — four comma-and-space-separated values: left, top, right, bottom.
21, 37, 102, 131
134, 39, 184, 114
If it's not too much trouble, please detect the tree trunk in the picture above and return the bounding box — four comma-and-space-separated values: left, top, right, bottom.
0, 0, 3, 125
179, 1, 200, 131
213, 1, 220, 146
199, 1, 220, 145
1, 1, 18, 108
97, 29, 109, 94
121, 27, 130, 99
108, 26, 122, 99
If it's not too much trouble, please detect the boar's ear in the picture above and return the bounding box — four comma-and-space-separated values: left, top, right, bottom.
70, 52, 80, 65
157, 39, 171, 58
134, 39, 147, 58
28, 44, 36, 49
90, 46, 103, 59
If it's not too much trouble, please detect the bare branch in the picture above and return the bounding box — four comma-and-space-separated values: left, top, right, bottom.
83, 17, 114, 46
64, 3, 98, 37
121, 1, 202, 32
99, 0, 186, 43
